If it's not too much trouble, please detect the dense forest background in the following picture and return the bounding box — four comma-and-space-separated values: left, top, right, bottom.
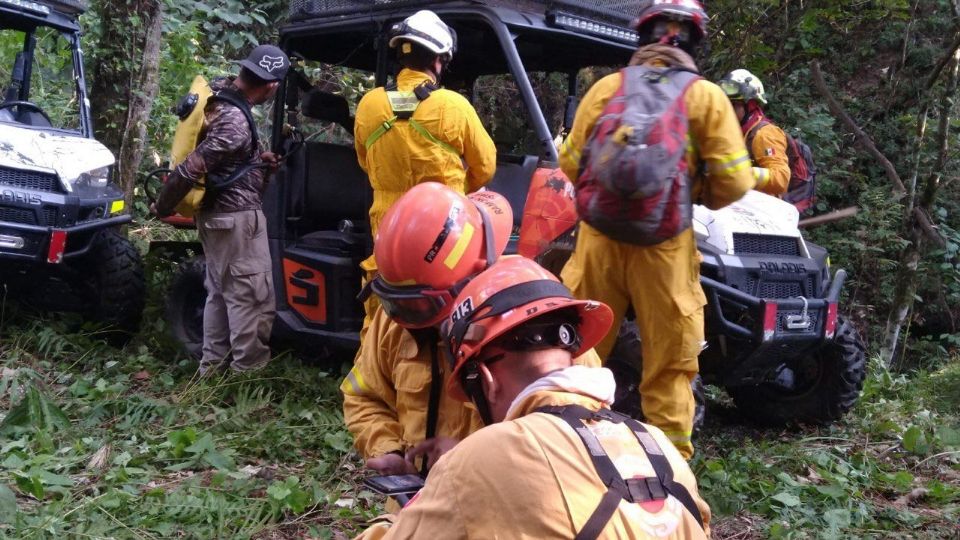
77, 0, 960, 370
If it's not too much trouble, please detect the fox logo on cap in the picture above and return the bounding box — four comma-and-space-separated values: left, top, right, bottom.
259, 55, 286, 73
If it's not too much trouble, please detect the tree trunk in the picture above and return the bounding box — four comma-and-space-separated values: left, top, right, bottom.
88, 0, 164, 201
117, 0, 164, 205
881, 49, 960, 367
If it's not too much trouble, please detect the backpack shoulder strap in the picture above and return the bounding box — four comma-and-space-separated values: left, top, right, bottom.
537, 405, 703, 539
208, 88, 259, 157
744, 119, 771, 160
622, 416, 705, 530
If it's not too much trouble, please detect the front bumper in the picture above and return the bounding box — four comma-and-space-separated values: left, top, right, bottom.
0, 214, 132, 263
700, 269, 846, 385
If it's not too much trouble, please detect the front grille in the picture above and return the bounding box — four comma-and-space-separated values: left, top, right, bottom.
744, 276, 816, 299
0, 207, 37, 225
0, 167, 60, 192
43, 207, 59, 226
733, 233, 800, 256
289, 0, 637, 25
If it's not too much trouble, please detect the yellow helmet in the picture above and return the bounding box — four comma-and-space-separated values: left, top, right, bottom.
720, 69, 767, 105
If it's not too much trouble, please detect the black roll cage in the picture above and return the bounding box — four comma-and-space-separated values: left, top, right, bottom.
273, 3, 634, 162
0, 9, 93, 138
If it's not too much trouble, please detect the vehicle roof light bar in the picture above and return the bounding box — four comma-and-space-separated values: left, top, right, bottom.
546, 10, 638, 45
0, 0, 50, 15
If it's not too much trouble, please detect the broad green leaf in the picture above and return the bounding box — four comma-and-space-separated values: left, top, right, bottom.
0, 484, 16, 524
14, 474, 43, 500
267, 483, 291, 501
770, 491, 801, 507
815, 484, 846, 499
824, 508, 851, 529
902, 426, 929, 455
936, 426, 960, 447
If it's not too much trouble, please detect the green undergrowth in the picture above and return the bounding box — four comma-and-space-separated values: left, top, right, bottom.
696, 357, 960, 539
1, 311, 958, 539
0, 312, 378, 539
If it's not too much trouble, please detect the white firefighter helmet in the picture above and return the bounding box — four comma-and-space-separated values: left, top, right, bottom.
389, 10, 457, 62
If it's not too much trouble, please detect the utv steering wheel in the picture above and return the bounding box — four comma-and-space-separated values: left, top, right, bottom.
0, 101, 53, 125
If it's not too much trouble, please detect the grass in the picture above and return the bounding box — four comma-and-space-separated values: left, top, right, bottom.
0, 290, 958, 538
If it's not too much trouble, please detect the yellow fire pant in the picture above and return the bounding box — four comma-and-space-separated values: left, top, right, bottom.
561, 223, 705, 459
360, 269, 380, 343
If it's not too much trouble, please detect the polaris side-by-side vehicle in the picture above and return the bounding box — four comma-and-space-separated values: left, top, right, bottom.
0, 0, 145, 336
156, 0, 864, 427
608, 191, 866, 426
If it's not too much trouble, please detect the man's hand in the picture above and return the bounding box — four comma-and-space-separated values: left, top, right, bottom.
149, 203, 158, 216
260, 151, 281, 171
405, 437, 460, 471
366, 452, 417, 475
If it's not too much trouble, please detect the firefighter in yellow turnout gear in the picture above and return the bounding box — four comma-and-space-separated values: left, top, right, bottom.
719, 69, 791, 196
354, 10, 497, 326
354, 256, 710, 539
340, 184, 600, 481
559, 0, 754, 459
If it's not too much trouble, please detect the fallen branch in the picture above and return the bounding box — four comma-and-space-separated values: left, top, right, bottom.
810, 61, 906, 194
798, 206, 859, 229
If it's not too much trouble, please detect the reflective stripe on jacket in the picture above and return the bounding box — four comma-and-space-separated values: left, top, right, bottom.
559, 71, 754, 210
354, 388, 710, 539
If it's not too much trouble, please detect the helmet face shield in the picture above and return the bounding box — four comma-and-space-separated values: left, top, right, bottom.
719, 79, 746, 100
719, 70, 767, 104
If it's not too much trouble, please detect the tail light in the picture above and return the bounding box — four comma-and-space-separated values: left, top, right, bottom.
824, 302, 838, 339
762, 302, 778, 342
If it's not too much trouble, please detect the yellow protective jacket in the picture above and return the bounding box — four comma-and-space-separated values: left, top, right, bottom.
355, 387, 710, 539
557, 62, 753, 460
355, 69, 497, 272
341, 307, 602, 459
744, 117, 791, 196
559, 70, 754, 210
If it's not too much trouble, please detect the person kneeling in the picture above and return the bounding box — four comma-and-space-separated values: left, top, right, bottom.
356, 256, 711, 539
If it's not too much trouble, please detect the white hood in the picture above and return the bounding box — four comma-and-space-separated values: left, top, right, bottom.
694, 190, 801, 254
0, 122, 114, 190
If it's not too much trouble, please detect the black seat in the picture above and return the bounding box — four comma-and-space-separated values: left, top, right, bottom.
486, 154, 539, 231
302, 89, 354, 134
293, 141, 372, 234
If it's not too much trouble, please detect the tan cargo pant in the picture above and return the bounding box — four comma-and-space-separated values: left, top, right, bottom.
197, 209, 276, 372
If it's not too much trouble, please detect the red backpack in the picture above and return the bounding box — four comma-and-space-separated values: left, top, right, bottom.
575, 65, 701, 246
746, 121, 818, 212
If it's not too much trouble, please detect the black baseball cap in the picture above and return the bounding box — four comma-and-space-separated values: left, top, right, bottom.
237, 44, 289, 82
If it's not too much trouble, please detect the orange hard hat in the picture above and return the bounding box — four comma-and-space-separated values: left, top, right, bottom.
442, 256, 613, 404
367, 183, 513, 328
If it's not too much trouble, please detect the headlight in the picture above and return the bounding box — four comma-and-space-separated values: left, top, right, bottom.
65, 166, 111, 191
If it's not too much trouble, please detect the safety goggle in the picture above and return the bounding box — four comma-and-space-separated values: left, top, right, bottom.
362, 277, 469, 328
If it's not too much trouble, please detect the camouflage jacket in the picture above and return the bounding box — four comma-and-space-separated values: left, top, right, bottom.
156, 78, 266, 217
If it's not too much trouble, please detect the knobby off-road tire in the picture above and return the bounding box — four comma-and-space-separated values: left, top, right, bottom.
729, 317, 867, 425
607, 319, 707, 434
83, 229, 146, 342
165, 256, 207, 359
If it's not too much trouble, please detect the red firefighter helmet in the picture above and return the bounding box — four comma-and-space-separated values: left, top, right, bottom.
442, 256, 613, 403
367, 183, 513, 329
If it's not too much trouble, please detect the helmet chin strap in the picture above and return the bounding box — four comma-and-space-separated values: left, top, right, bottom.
472, 201, 497, 268
463, 361, 495, 425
